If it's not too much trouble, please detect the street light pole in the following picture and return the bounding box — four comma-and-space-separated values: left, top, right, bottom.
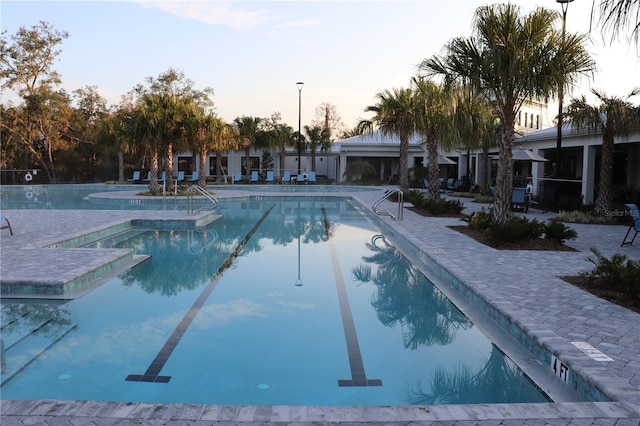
296, 82, 304, 174
555, 0, 573, 179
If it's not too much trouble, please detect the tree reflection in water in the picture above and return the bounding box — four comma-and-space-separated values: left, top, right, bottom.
352, 234, 546, 404
352, 234, 472, 349
409, 345, 548, 404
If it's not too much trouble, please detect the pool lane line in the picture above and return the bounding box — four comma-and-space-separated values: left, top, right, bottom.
321, 206, 382, 387
126, 204, 276, 383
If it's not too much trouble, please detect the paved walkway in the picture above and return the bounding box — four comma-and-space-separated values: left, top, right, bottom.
1, 186, 639, 425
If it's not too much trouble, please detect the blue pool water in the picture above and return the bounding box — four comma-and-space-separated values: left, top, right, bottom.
0, 196, 549, 406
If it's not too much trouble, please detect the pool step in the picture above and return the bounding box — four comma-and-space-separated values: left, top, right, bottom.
0, 311, 77, 387
79, 228, 149, 248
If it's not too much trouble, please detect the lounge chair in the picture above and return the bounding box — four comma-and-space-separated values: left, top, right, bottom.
422, 178, 429, 190
511, 188, 528, 212
176, 171, 185, 182
143, 171, 152, 182
308, 171, 316, 184
621, 203, 640, 246
282, 171, 291, 184
189, 171, 199, 183
265, 171, 274, 183
250, 171, 259, 183
159, 171, 167, 182
296, 173, 305, 184
232, 172, 242, 184
1, 215, 13, 236
127, 170, 141, 183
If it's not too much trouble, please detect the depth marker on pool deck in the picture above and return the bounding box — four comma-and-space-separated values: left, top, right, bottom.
126, 204, 276, 383
321, 207, 382, 387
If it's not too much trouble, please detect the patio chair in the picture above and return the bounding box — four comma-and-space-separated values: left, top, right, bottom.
127, 170, 141, 183
143, 171, 152, 182
282, 171, 291, 184
176, 171, 185, 182
250, 171, 259, 183
511, 188, 528, 212
265, 171, 274, 183
232, 172, 242, 184
621, 203, 640, 246
308, 171, 316, 184
445, 178, 455, 192
1, 215, 13, 236
296, 173, 306, 184
189, 171, 199, 183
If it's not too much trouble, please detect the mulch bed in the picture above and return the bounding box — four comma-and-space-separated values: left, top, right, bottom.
448, 225, 578, 251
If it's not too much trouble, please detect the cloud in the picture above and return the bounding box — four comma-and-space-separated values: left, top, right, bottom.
135, 1, 270, 29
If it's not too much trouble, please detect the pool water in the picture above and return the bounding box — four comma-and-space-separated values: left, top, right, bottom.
0, 197, 549, 406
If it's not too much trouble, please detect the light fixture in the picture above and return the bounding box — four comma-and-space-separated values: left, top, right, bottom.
296, 82, 304, 174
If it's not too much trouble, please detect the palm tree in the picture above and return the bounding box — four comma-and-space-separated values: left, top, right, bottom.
359, 86, 418, 192
564, 88, 640, 215
304, 125, 330, 172
191, 112, 242, 187
234, 116, 261, 180
421, 4, 594, 224
412, 76, 457, 201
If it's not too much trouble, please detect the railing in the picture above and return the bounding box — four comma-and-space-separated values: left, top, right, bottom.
372, 189, 403, 220
186, 185, 218, 215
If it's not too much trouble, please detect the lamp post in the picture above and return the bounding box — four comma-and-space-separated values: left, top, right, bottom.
296, 82, 304, 174
555, 0, 573, 180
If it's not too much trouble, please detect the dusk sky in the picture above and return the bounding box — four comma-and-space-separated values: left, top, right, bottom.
2, 1, 639, 131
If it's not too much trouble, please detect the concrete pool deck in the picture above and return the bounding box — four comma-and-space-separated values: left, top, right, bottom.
1, 186, 640, 425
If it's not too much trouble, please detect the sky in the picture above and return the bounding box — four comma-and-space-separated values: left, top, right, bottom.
1, 0, 639, 131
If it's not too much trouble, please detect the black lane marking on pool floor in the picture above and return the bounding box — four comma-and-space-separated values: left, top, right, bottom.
321, 206, 382, 387
126, 204, 276, 383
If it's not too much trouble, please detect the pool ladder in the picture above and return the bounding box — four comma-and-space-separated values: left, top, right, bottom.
186, 185, 218, 215
372, 189, 404, 220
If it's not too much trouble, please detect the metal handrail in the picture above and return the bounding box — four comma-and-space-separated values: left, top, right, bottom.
372, 189, 403, 220
186, 185, 218, 215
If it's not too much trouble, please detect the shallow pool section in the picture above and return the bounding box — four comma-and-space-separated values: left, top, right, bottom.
0, 198, 549, 406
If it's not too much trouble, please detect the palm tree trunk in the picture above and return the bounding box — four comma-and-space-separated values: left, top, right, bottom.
492, 116, 515, 225
166, 143, 174, 189
399, 135, 409, 192
427, 138, 441, 201
149, 149, 160, 195
118, 151, 125, 183
594, 135, 614, 216
199, 146, 207, 189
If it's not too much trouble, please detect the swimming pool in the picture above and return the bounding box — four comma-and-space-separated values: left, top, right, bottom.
0, 196, 551, 406
0, 184, 378, 210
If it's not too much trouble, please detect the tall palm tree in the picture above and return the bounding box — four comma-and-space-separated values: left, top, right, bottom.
421, 4, 594, 224
564, 88, 640, 215
412, 76, 456, 201
359, 87, 418, 192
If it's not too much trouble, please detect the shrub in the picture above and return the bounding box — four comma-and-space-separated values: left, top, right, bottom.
544, 221, 578, 243
554, 210, 617, 224
487, 217, 545, 242
463, 209, 492, 231
581, 248, 640, 300
407, 190, 464, 216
